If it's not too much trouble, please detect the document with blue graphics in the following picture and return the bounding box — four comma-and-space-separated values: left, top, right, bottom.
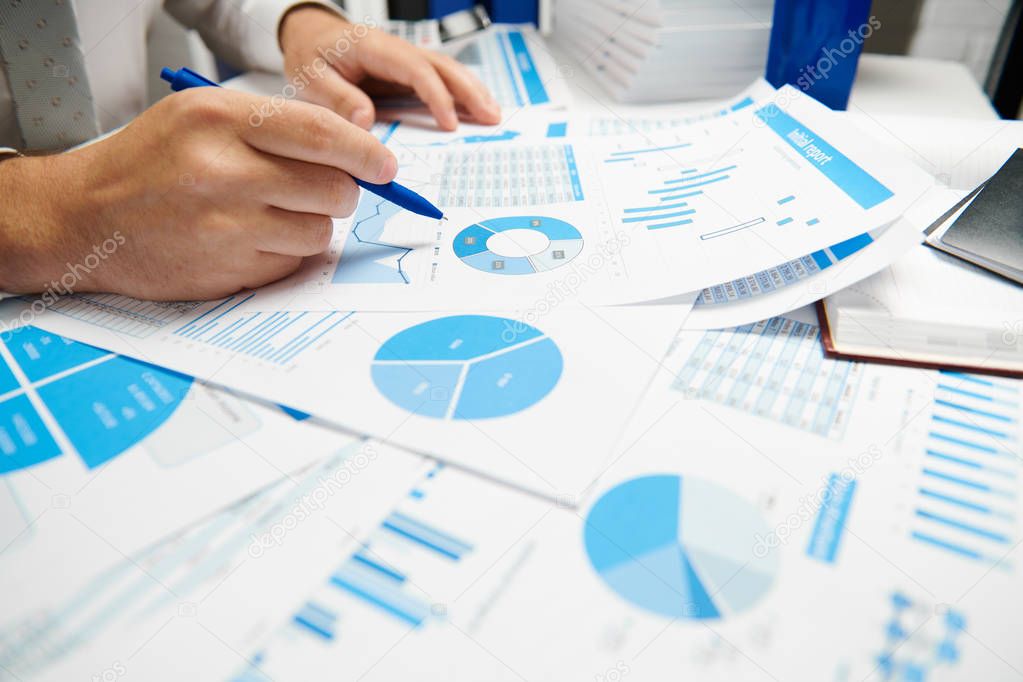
25, 297, 687, 497
246, 85, 933, 312
208, 320, 1022, 682
0, 304, 359, 638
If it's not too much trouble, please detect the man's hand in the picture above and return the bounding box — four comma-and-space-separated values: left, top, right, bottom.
0, 88, 397, 300
279, 6, 501, 131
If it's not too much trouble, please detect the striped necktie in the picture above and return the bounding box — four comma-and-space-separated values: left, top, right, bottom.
0, 0, 100, 151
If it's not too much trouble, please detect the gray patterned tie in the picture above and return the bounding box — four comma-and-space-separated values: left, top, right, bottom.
0, 0, 100, 151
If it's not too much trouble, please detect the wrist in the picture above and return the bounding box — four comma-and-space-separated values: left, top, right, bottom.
0, 154, 92, 294
279, 5, 351, 55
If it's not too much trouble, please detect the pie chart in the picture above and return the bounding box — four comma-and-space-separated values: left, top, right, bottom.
453, 216, 584, 275
584, 474, 778, 619
371, 315, 563, 420
0, 326, 193, 474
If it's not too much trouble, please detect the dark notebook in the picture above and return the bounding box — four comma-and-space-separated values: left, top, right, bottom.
931, 148, 1023, 285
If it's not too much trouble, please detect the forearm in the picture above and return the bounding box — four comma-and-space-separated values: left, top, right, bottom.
0, 155, 87, 294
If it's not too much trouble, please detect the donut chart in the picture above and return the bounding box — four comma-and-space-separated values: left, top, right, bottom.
453, 216, 584, 275
584, 474, 778, 620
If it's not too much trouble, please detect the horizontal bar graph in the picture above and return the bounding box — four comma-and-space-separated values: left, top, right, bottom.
292, 602, 337, 641
647, 219, 694, 230
605, 142, 692, 159
330, 563, 430, 627
665, 165, 737, 184
909, 375, 1020, 566
172, 302, 353, 367
382, 511, 473, 561
622, 209, 695, 224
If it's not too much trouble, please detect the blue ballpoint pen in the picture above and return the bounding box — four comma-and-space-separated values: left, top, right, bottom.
160, 66, 444, 220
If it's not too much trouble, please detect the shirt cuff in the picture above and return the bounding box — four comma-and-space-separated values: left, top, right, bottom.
242, 0, 347, 72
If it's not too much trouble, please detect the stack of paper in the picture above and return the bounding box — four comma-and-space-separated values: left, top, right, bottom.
552, 0, 773, 102
5, 24, 1021, 682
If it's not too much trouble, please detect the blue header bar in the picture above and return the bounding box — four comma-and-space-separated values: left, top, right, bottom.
755, 104, 894, 209
506, 31, 550, 105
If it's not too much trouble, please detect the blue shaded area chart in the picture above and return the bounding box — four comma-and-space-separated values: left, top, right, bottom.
334, 193, 414, 284
584, 475, 778, 619
910, 372, 1020, 566
0, 326, 192, 474
453, 216, 584, 276
371, 315, 563, 420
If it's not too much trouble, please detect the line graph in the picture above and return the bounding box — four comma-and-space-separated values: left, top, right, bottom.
333, 194, 414, 285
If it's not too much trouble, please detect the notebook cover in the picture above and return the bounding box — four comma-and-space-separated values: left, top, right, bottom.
815, 301, 1023, 379
939, 148, 1023, 281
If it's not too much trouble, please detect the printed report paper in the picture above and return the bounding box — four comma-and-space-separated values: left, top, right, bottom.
248, 86, 933, 312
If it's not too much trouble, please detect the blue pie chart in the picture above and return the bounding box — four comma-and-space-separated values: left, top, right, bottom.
584, 475, 778, 619
371, 315, 563, 420
0, 326, 193, 474
453, 216, 584, 275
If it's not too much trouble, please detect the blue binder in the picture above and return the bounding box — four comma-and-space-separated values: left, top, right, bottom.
766, 0, 874, 110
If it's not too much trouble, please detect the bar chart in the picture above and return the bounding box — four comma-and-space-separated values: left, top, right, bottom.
610, 159, 739, 232
172, 296, 353, 367
909, 372, 1020, 566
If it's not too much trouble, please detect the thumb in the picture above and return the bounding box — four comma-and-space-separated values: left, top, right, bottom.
301, 69, 376, 130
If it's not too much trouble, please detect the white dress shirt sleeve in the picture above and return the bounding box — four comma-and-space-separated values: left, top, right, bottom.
162, 0, 345, 74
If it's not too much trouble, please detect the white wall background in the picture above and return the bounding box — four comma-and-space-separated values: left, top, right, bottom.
907, 0, 1012, 83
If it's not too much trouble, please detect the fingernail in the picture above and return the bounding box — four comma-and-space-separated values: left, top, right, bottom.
352, 107, 372, 129
377, 154, 397, 182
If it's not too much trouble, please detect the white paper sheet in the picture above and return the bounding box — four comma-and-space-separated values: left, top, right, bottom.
0, 441, 430, 681
219, 319, 1023, 681
25, 297, 692, 497
0, 303, 360, 635
246, 86, 934, 312
682, 186, 962, 330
